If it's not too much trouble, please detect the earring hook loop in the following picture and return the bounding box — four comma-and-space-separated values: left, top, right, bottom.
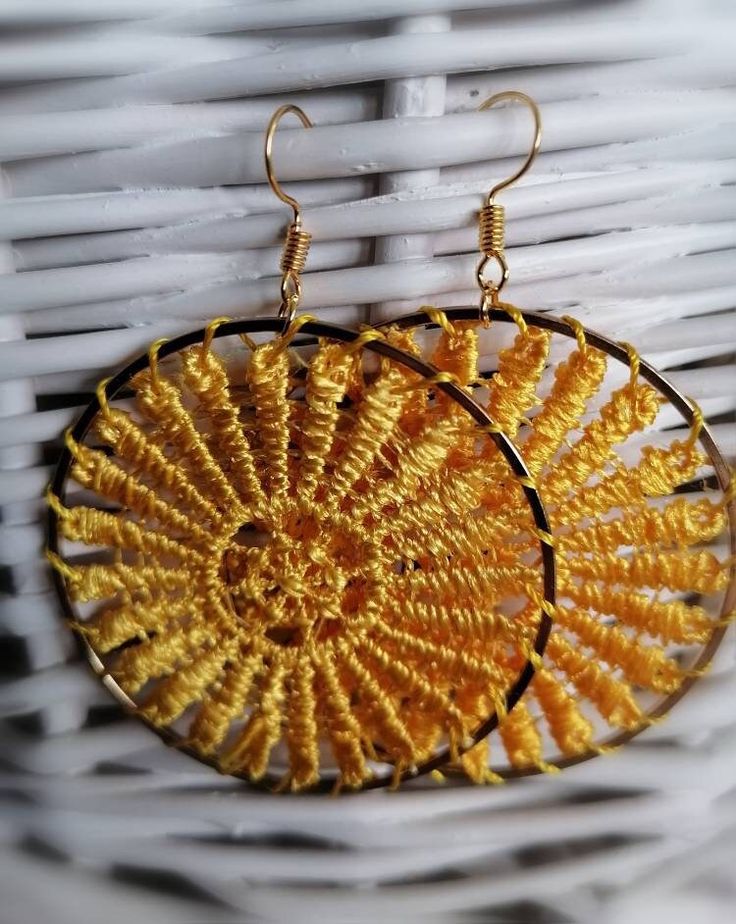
264, 104, 313, 227
479, 90, 542, 203
264, 104, 314, 325
475, 91, 542, 322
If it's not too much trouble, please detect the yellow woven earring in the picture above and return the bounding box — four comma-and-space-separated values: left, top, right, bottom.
46, 104, 559, 792
372, 91, 736, 781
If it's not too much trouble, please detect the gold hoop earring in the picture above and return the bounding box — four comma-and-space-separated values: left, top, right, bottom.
372, 92, 735, 781
46, 105, 557, 792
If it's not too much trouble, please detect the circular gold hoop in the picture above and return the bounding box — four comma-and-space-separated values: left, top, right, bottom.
377, 305, 736, 776
47, 317, 556, 792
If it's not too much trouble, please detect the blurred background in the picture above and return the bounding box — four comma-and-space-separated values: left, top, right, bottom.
1, 0, 735, 922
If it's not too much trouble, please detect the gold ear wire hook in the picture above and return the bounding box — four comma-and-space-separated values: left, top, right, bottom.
264, 104, 314, 323
479, 90, 542, 203
476, 91, 542, 323
265, 104, 313, 228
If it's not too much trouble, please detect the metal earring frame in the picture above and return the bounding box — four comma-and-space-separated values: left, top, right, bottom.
46, 105, 558, 792
47, 317, 556, 791
373, 91, 736, 774
376, 304, 736, 775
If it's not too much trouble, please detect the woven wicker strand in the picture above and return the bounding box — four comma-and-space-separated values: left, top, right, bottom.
3, 0, 736, 920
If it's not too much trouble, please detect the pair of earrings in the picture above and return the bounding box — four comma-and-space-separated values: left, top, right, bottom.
47, 94, 735, 793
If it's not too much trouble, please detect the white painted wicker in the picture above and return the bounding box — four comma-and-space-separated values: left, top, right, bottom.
1, 1, 735, 922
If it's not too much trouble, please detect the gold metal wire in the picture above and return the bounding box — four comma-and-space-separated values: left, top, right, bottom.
476, 92, 542, 320
264, 105, 313, 225
479, 91, 542, 204
264, 104, 314, 324
280, 222, 311, 276
479, 202, 505, 255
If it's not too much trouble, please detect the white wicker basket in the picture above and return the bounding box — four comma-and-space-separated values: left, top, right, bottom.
1, 1, 735, 922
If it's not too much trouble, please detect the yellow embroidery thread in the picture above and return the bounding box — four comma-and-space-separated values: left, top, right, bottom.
50, 321, 551, 789
49, 308, 732, 787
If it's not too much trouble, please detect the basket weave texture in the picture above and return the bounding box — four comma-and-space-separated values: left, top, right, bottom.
1, 1, 735, 922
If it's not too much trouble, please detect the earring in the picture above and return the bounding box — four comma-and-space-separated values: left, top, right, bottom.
371, 91, 736, 781
46, 105, 557, 792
